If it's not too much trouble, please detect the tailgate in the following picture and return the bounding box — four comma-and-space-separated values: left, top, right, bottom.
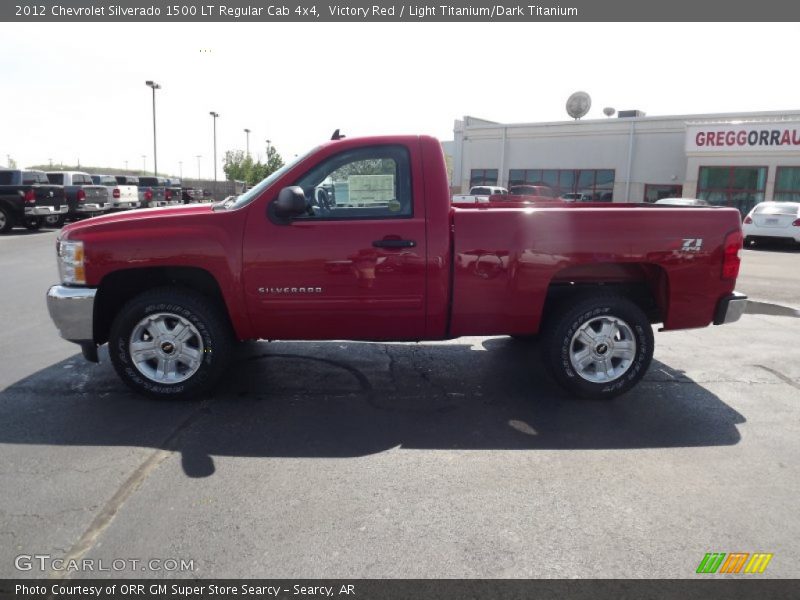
82, 186, 109, 203
120, 185, 138, 201
33, 185, 67, 208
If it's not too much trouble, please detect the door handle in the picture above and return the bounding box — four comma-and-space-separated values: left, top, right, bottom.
372, 238, 416, 249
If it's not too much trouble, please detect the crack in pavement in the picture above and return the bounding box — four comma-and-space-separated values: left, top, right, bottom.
47, 398, 216, 581
754, 364, 800, 391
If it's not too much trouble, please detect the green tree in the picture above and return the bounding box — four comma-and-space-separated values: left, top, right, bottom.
223, 144, 285, 185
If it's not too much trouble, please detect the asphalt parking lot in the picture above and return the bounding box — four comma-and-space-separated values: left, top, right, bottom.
1, 227, 798, 579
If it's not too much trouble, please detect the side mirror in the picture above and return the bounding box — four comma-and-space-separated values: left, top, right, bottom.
273, 186, 308, 219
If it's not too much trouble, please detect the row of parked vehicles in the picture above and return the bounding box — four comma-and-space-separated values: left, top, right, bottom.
0, 169, 205, 233
452, 185, 616, 203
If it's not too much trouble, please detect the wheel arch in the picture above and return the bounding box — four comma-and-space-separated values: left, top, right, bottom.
541, 262, 669, 328
93, 266, 238, 345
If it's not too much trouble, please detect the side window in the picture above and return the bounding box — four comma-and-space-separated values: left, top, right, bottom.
292, 145, 412, 220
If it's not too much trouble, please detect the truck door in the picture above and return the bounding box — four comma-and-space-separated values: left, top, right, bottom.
242, 144, 427, 340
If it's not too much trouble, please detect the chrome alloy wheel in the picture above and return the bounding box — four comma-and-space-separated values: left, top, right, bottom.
569, 315, 637, 383
129, 312, 204, 383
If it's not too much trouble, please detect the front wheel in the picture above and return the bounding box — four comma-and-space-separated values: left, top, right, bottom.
541, 294, 654, 399
109, 287, 233, 399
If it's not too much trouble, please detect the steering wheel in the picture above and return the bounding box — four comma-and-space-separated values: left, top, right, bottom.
315, 186, 332, 210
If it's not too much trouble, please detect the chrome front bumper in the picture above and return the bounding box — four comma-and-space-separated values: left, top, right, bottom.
713, 291, 748, 325
25, 205, 68, 216
47, 285, 96, 341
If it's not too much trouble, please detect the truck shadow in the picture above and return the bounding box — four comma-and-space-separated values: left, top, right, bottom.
0, 338, 745, 477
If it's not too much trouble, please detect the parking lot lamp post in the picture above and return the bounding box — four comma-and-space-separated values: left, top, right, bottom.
141, 155, 146, 174
145, 81, 161, 176
209, 112, 219, 181
244, 128, 251, 156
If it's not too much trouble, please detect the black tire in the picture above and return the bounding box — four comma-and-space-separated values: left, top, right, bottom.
541, 293, 654, 399
0, 207, 12, 233
109, 287, 233, 399
744, 236, 754, 247
24, 217, 42, 231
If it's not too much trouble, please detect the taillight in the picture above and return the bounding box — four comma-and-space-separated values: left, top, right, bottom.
24, 189, 35, 204
144, 189, 153, 201
113, 188, 121, 199
165, 189, 172, 201
77, 189, 86, 202
793, 219, 800, 227
722, 230, 743, 280
743, 216, 753, 224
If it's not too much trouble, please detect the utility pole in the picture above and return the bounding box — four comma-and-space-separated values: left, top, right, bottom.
145, 81, 161, 176
244, 128, 251, 156
209, 111, 219, 181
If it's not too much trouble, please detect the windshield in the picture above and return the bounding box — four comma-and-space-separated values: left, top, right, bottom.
221, 147, 320, 210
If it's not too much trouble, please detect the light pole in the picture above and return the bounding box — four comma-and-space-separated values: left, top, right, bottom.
244, 128, 251, 156
145, 80, 161, 176
266, 139, 272, 167
195, 155, 202, 180
209, 111, 219, 181
141, 155, 146, 174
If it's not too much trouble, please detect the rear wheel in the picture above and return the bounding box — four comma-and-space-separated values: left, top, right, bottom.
0, 207, 12, 233
541, 294, 654, 399
109, 287, 233, 399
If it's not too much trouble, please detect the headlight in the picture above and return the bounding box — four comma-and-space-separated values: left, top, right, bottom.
57, 239, 86, 285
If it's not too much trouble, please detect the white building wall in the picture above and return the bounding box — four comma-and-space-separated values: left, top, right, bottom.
454, 110, 800, 203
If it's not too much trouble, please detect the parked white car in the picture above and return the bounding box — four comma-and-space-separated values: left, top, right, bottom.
743, 201, 800, 245
452, 185, 509, 203
91, 174, 139, 210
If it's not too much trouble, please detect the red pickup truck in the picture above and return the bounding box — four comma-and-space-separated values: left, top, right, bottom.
46, 134, 747, 400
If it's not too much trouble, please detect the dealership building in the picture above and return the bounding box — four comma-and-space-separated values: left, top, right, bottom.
451, 109, 800, 213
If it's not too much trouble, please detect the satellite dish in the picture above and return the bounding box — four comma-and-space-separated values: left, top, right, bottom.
603, 107, 616, 117
566, 91, 591, 120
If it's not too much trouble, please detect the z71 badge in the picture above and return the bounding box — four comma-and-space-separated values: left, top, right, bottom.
681, 238, 703, 252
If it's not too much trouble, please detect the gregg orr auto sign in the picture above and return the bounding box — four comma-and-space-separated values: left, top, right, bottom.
686, 123, 800, 153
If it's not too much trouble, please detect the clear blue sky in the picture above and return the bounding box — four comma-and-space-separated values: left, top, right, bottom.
2, 22, 799, 177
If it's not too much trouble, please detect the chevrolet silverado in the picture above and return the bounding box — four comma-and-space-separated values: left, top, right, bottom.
46, 135, 747, 400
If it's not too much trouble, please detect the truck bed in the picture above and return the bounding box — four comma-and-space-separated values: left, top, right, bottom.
449, 204, 742, 335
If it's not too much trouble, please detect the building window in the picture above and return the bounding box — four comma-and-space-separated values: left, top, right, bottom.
644, 184, 683, 203
697, 166, 766, 215
508, 169, 614, 201
469, 169, 498, 188
775, 167, 800, 202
